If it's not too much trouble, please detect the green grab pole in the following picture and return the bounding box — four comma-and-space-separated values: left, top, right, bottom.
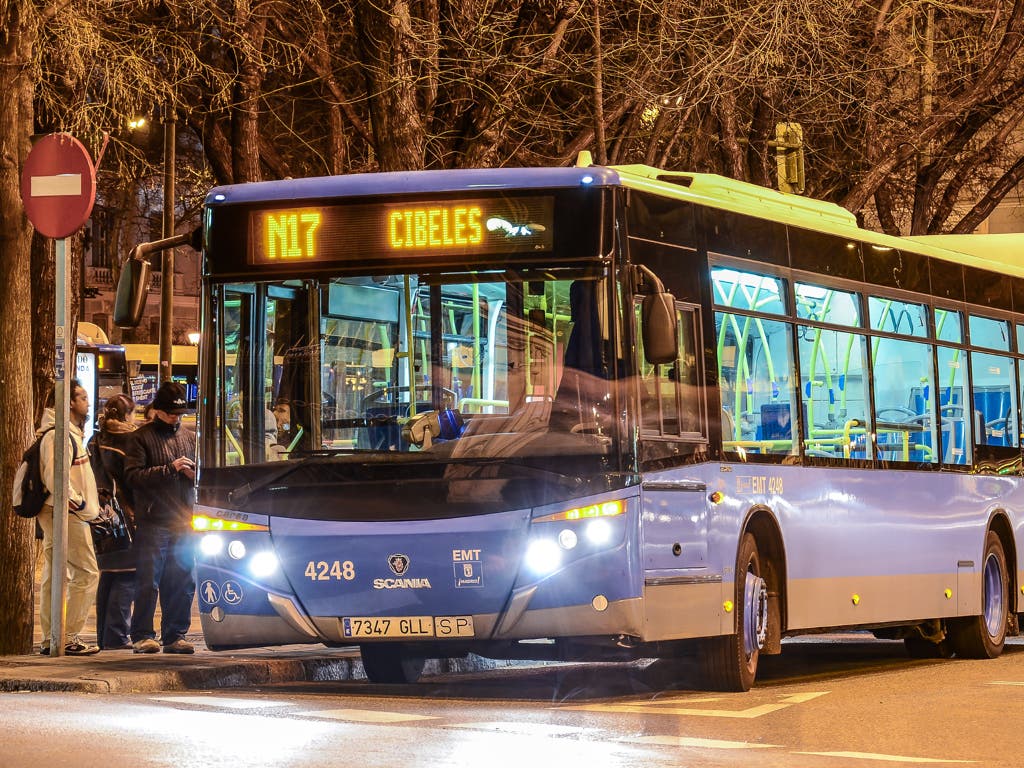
752, 317, 778, 396
403, 276, 417, 416
841, 332, 856, 412
471, 283, 481, 399
378, 325, 392, 386
937, 349, 961, 407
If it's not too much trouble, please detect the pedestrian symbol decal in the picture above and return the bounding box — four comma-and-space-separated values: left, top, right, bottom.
223, 580, 243, 604
200, 580, 221, 605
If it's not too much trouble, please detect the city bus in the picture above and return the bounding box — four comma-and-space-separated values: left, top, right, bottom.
189, 160, 1024, 690
122, 343, 199, 409
76, 322, 130, 443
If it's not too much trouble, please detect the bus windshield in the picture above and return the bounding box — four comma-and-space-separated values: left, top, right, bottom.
206, 266, 621, 477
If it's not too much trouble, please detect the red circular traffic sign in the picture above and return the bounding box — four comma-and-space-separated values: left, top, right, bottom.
20, 133, 97, 239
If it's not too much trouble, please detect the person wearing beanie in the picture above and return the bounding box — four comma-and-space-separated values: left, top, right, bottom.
123, 381, 198, 655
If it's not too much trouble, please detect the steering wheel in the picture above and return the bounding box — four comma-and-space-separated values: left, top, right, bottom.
361, 386, 457, 410
876, 407, 916, 423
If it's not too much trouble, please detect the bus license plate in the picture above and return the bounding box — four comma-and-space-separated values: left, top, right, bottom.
342, 615, 474, 639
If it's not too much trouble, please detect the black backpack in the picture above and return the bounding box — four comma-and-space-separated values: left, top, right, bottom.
11, 427, 73, 519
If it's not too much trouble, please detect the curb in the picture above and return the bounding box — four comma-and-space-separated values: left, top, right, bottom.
0, 656, 361, 694
0, 652, 520, 694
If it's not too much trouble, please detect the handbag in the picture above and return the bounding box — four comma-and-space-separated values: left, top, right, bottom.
89, 485, 133, 556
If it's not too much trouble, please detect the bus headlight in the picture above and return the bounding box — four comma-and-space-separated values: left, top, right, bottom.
249, 550, 279, 578
200, 534, 224, 556
227, 540, 247, 560
557, 528, 578, 550
524, 539, 562, 576
585, 519, 613, 546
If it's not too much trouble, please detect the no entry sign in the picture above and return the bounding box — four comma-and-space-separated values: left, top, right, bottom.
20, 133, 97, 239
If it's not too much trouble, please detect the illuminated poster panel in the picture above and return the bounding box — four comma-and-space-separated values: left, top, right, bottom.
250, 196, 554, 265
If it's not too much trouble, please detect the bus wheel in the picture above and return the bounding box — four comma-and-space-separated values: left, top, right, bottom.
699, 532, 768, 691
949, 530, 1009, 659
359, 644, 425, 683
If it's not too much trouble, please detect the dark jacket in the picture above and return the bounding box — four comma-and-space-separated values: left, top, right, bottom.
89, 422, 138, 571
123, 419, 197, 530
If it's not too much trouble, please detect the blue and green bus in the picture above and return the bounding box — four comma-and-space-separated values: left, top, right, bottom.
190, 160, 1024, 690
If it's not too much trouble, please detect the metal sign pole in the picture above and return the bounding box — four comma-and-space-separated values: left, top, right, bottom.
19, 133, 97, 658
50, 236, 70, 657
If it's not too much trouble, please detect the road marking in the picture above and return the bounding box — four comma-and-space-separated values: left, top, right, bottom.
988, 681, 1024, 686
794, 751, 974, 764
625, 735, 780, 750
296, 708, 439, 723
561, 691, 829, 719
448, 721, 597, 738
150, 695, 292, 709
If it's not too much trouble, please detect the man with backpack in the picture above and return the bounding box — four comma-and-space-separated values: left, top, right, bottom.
36, 378, 101, 656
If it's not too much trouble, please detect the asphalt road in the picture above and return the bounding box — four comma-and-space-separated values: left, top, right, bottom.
5, 635, 1024, 767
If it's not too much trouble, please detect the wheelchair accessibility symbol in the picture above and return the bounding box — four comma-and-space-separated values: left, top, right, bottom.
222, 580, 244, 605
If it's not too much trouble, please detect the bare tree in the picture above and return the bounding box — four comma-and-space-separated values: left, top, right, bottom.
0, 0, 40, 656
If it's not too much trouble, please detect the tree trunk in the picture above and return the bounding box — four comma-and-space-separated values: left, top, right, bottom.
0, 2, 40, 655
231, 7, 267, 183
355, 0, 426, 171
714, 89, 745, 180
31, 235, 54, 424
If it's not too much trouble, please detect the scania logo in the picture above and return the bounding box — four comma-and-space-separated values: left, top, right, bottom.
387, 553, 410, 575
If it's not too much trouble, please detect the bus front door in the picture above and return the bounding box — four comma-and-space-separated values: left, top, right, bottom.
640, 480, 719, 640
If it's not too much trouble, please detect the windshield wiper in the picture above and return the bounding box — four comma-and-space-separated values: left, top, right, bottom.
406, 455, 585, 488
226, 449, 417, 505
226, 452, 586, 507
227, 458, 318, 507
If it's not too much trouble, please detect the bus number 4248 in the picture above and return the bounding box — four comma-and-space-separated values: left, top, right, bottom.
305, 560, 356, 581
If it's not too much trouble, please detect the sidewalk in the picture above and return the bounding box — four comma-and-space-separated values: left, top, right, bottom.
3, 548, 505, 694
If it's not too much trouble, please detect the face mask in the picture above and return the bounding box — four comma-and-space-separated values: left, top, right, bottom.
154, 417, 180, 435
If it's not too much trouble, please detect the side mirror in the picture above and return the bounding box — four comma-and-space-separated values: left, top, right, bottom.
642, 292, 678, 365
113, 257, 151, 328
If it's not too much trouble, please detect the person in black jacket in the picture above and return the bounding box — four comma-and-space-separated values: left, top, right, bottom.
124, 382, 197, 655
89, 394, 138, 650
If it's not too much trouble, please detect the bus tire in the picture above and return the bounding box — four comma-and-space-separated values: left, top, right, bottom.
698, 532, 768, 692
949, 530, 1009, 659
359, 644, 425, 684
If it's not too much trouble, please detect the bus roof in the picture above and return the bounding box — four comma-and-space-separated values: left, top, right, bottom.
205, 162, 1024, 280
609, 164, 1024, 280
205, 166, 618, 206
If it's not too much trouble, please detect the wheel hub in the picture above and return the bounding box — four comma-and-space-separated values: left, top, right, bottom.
743, 570, 768, 658
983, 552, 1004, 639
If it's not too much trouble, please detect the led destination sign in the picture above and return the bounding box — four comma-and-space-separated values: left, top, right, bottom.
251, 196, 554, 265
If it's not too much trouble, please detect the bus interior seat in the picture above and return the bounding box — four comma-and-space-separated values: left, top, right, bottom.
721, 406, 736, 446
973, 388, 1013, 446
758, 403, 792, 443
